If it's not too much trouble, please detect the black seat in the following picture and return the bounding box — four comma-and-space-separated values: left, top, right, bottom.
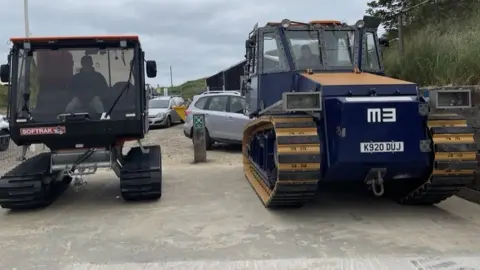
103, 81, 135, 111
33, 50, 74, 120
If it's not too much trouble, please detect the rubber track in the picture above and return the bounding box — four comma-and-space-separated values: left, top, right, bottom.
397, 113, 477, 205
243, 115, 320, 207
120, 145, 162, 201
0, 153, 69, 210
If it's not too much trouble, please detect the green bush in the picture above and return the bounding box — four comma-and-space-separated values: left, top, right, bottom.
383, 10, 480, 86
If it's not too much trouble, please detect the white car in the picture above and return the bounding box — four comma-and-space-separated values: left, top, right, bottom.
0, 114, 9, 152
192, 90, 241, 102
183, 92, 251, 149
148, 96, 185, 128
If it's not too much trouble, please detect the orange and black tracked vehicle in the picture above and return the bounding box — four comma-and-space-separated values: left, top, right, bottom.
0, 35, 162, 209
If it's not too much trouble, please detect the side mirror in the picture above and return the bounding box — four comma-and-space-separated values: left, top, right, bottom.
237, 109, 248, 115
362, 15, 382, 29
379, 37, 389, 47
23, 92, 30, 102
245, 39, 255, 49
0, 64, 10, 83
146, 60, 157, 78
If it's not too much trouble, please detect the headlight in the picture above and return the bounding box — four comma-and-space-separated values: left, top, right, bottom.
156, 113, 165, 118
282, 92, 322, 111
355, 20, 365, 28
280, 19, 291, 28
433, 89, 472, 109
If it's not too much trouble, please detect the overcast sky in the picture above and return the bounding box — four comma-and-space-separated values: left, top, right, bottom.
0, 0, 372, 87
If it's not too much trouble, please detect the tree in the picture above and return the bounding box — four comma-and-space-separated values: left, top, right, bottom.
366, 0, 407, 32
367, 0, 477, 34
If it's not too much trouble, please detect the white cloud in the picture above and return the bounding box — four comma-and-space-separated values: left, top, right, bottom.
0, 0, 372, 86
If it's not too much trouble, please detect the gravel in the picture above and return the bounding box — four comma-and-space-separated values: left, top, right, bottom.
125, 123, 242, 167
0, 123, 242, 176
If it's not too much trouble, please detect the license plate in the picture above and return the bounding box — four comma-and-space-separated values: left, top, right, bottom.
360, 141, 404, 153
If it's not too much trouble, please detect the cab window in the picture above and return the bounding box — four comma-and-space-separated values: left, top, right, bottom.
363, 32, 381, 70
262, 31, 288, 73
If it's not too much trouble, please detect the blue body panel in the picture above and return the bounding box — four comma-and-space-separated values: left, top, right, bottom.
257, 72, 293, 111
321, 96, 431, 182
254, 71, 431, 183
255, 72, 419, 112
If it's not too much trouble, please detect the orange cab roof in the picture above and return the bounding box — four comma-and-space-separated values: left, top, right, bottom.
266, 20, 342, 26
10, 35, 139, 43
309, 20, 342, 25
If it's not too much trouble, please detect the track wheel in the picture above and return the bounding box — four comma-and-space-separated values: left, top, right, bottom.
392, 113, 477, 205
120, 145, 162, 201
0, 153, 70, 210
243, 115, 321, 208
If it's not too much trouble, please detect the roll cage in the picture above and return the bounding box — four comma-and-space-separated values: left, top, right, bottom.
243, 16, 386, 80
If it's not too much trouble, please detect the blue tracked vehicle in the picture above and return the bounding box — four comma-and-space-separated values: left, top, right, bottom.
241, 17, 477, 208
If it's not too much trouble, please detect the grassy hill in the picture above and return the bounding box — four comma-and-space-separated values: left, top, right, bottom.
158, 78, 206, 100
381, 4, 480, 86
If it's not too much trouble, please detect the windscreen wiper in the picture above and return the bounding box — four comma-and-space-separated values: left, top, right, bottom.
19, 92, 32, 120
58, 112, 90, 122
104, 58, 134, 118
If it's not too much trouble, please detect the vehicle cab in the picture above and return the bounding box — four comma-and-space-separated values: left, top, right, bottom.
242, 17, 390, 117
0, 35, 158, 150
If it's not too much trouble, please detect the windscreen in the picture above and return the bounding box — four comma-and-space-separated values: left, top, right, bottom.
286, 29, 355, 70
14, 47, 138, 122
149, 99, 169, 108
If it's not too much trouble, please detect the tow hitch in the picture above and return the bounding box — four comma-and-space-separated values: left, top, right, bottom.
365, 168, 386, 196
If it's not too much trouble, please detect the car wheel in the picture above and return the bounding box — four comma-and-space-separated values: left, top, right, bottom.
205, 129, 213, 150
0, 130, 10, 152
165, 116, 171, 128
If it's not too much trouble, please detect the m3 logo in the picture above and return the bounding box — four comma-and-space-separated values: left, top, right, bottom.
367, 108, 396, 123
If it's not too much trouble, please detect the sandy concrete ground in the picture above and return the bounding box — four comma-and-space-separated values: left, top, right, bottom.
1, 125, 480, 269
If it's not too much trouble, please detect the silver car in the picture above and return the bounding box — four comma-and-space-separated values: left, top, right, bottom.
0, 114, 9, 152
148, 96, 184, 128
183, 92, 251, 149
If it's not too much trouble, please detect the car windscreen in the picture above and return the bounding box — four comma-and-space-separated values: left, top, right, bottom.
13, 47, 138, 122
149, 99, 169, 108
